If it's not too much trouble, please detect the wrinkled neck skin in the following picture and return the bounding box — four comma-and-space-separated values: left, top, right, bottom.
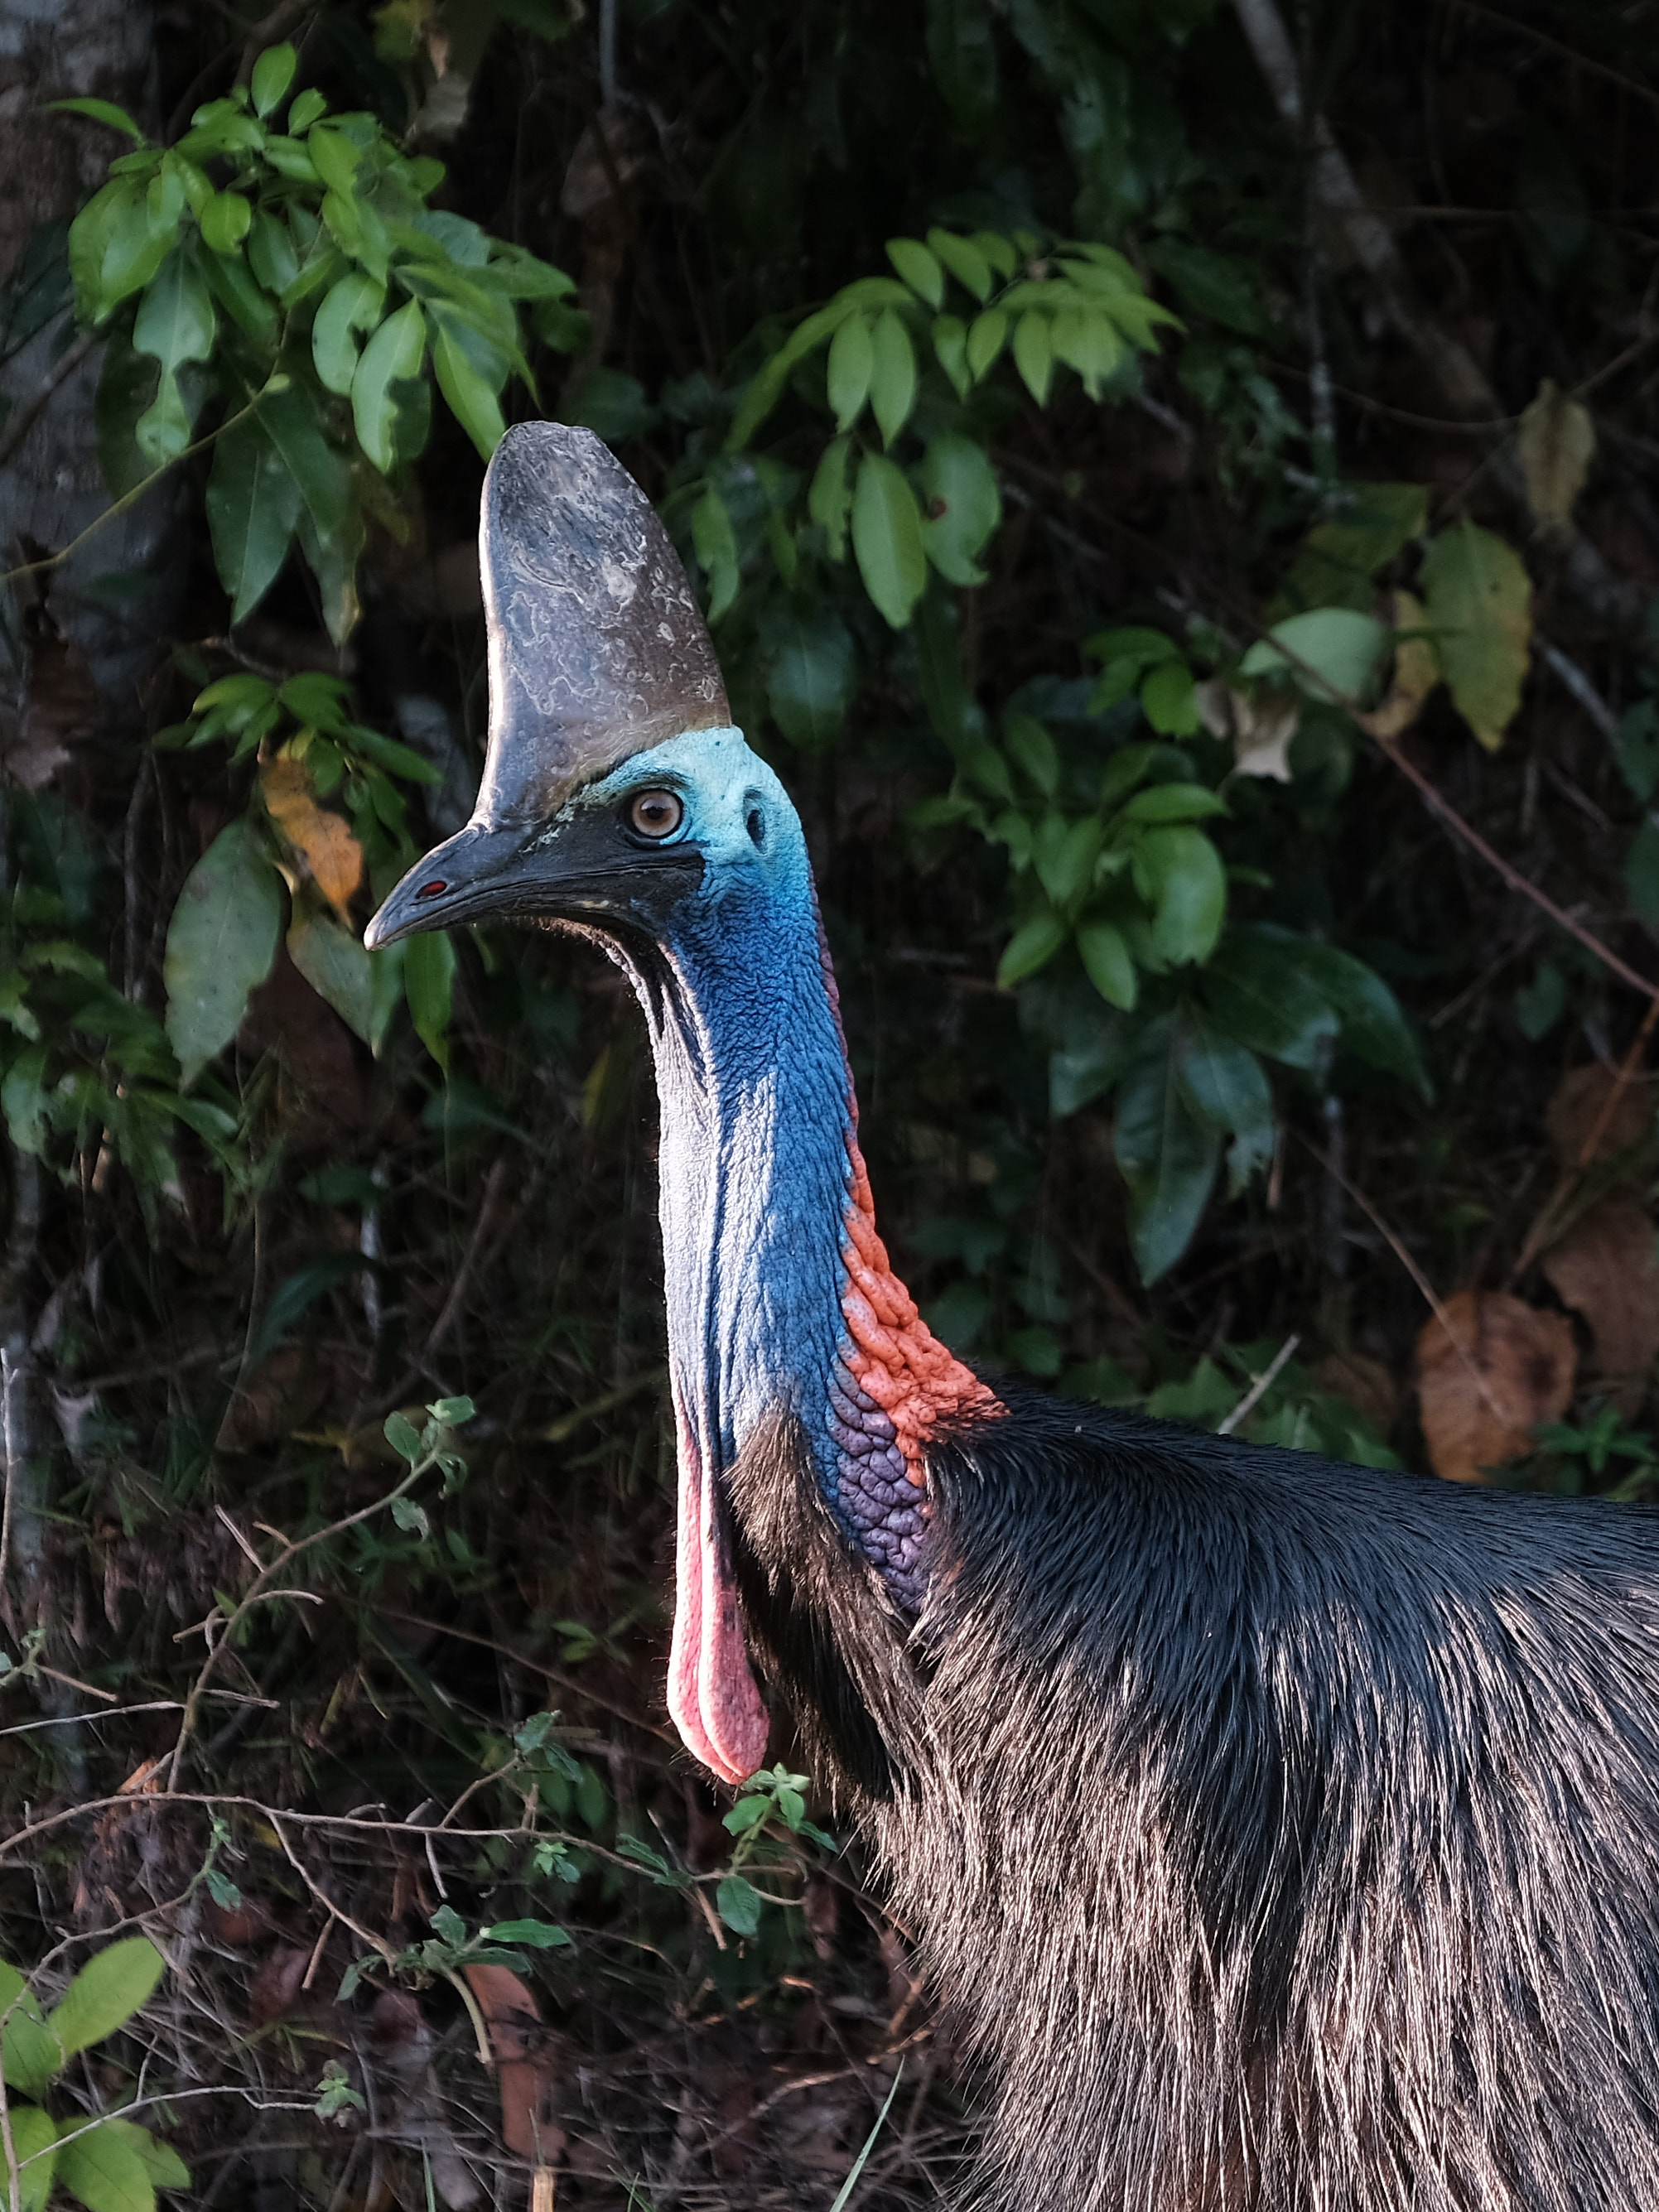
581, 729, 997, 1781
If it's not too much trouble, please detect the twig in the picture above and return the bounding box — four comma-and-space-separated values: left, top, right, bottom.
1371, 732, 1659, 1005
1509, 997, 1659, 1283
1218, 1334, 1300, 1434
1537, 639, 1619, 743
0, 394, 262, 591
163, 1435, 442, 1786
0, 326, 96, 474
1290, 1130, 1508, 1425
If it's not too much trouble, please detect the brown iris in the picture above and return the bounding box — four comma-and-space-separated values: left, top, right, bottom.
629, 789, 683, 840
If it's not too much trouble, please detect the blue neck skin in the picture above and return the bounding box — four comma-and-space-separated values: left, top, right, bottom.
579, 730, 862, 1532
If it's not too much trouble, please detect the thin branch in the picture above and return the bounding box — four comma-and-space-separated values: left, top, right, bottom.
1218, 1335, 1300, 1434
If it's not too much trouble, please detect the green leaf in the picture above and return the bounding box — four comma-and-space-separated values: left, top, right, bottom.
692, 487, 741, 622
919, 432, 1000, 586
1140, 659, 1201, 735
391, 1493, 429, 1537
928, 227, 993, 301
130, 251, 215, 464
1004, 713, 1059, 796
0, 1960, 62, 2096
99, 186, 174, 313
311, 272, 382, 396
49, 97, 147, 143
125, 2130, 189, 2191
932, 313, 971, 400
851, 453, 927, 629
162, 820, 283, 1087
966, 306, 1008, 381
0, 1045, 48, 1156
250, 43, 297, 118
57, 2117, 158, 2212
1050, 305, 1126, 400
1239, 609, 1389, 706
716, 1875, 764, 1936
764, 605, 856, 749
94, 331, 162, 499
351, 297, 427, 474
1114, 1021, 1221, 1283
48, 1939, 166, 2063
404, 927, 456, 1071
1133, 826, 1227, 966
1121, 783, 1227, 825
996, 906, 1068, 988
288, 909, 374, 1042
1280, 484, 1428, 611
1174, 1022, 1274, 1196
1011, 309, 1053, 403
289, 88, 328, 133
1145, 239, 1267, 337
480, 1918, 571, 1949
808, 436, 854, 561
5, 2104, 58, 2212
199, 190, 251, 253
1203, 926, 1339, 1071
1288, 937, 1430, 1095
427, 304, 507, 459
886, 237, 943, 308
826, 312, 874, 434
1420, 519, 1532, 752
1076, 919, 1136, 1010
868, 306, 918, 446
205, 417, 301, 623
385, 1410, 423, 1462
246, 210, 299, 296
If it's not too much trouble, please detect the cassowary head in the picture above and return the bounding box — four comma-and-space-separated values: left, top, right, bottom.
364, 422, 806, 959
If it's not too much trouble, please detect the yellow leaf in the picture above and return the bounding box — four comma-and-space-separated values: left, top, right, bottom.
1518, 377, 1595, 534
1420, 521, 1531, 752
1358, 590, 1440, 741
261, 756, 363, 914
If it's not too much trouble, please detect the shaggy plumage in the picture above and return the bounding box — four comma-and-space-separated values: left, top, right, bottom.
731, 1397, 1659, 2212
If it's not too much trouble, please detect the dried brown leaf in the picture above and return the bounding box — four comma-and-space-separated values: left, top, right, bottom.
1194, 678, 1298, 781
1542, 1189, 1659, 1396
463, 1963, 567, 2162
1415, 1288, 1575, 1482
1519, 377, 1595, 534
262, 755, 363, 914
1358, 590, 1440, 741
1309, 1352, 1399, 1438
1544, 1063, 1655, 1165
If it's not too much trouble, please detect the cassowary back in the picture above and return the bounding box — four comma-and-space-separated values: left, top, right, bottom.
731, 1393, 1659, 2212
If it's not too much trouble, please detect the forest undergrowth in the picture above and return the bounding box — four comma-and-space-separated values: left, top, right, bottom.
6, 0, 1659, 2204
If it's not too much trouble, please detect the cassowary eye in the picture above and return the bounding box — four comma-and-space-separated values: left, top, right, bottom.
628, 789, 683, 840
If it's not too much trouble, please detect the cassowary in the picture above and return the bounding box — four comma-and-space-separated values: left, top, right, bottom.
368, 422, 1659, 2212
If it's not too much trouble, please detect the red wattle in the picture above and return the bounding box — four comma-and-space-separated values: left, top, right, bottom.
667, 1406, 769, 1783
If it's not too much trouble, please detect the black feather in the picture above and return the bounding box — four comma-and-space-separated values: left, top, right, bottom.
728, 1390, 1659, 2211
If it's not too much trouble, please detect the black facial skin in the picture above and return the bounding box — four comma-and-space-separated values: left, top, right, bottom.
364, 800, 705, 952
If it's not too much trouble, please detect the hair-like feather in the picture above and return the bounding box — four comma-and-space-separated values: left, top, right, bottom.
731, 1391, 1659, 2212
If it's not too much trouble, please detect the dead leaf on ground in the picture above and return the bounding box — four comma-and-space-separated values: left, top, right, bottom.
1415, 1288, 1576, 1482
1358, 590, 1440, 741
1310, 1352, 1400, 1438
462, 1962, 567, 2164
261, 756, 364, 914
1518, 377, 1595, 534
248, 1945, 312, 2026
1194, 678, 1299, 782
1545, 1063, 1655, 1165
1542, 1188, 1659, 1402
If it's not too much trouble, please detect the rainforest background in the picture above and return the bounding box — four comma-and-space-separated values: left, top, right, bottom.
1, 0, 1657, 2204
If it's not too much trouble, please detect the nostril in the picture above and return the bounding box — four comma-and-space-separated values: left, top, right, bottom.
417, 879, 448, 899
